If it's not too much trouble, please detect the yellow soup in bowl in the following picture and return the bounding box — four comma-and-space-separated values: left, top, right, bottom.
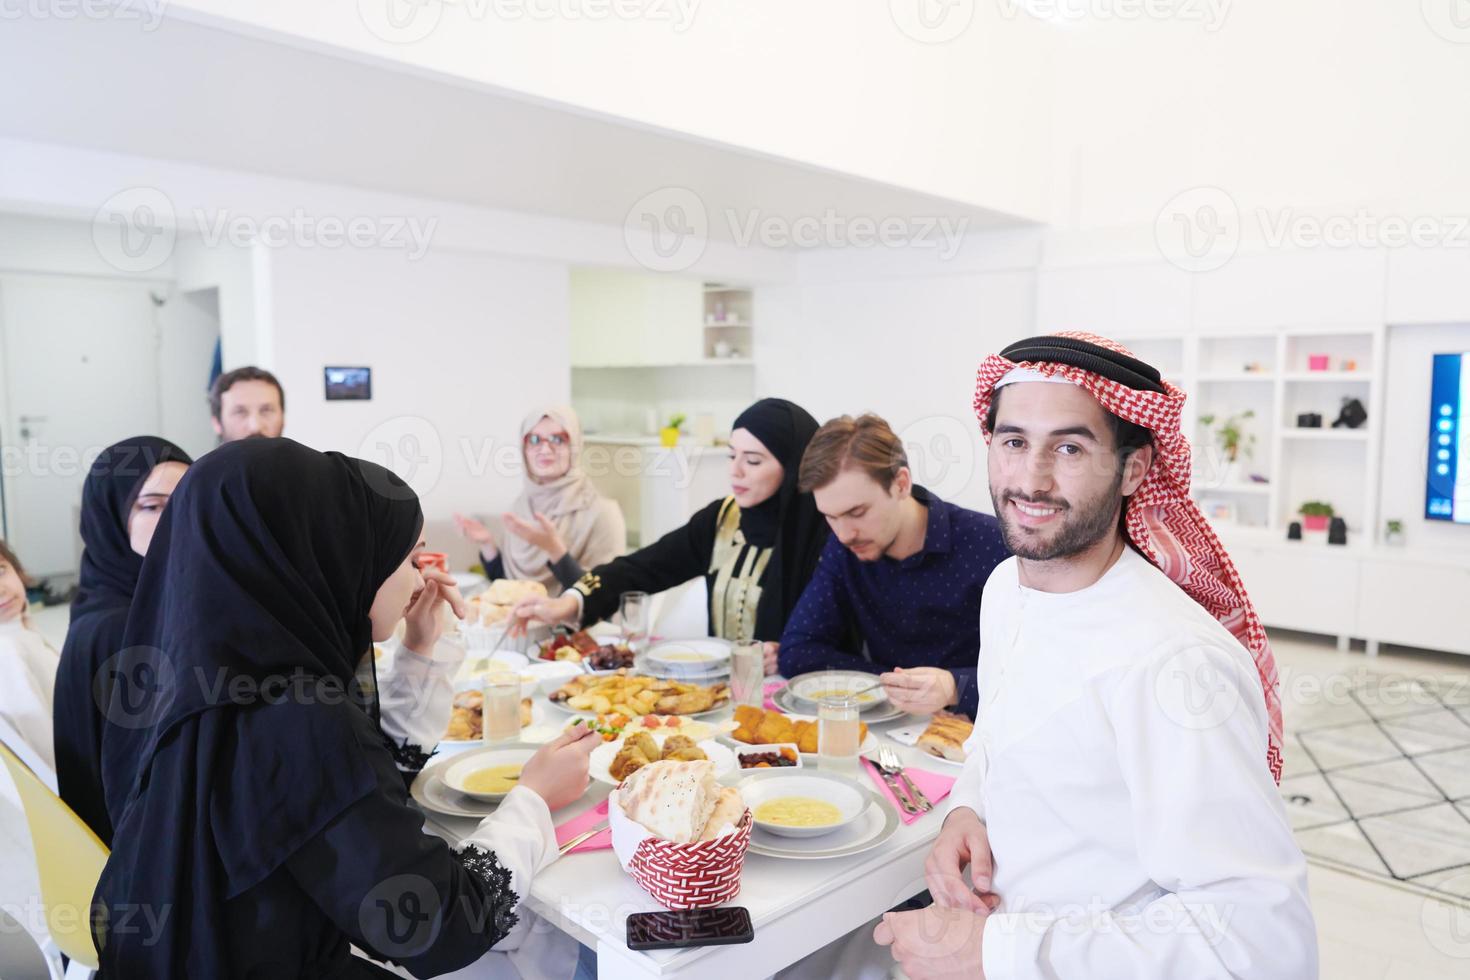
754, 796, 843, 828
461, 764, 523, 795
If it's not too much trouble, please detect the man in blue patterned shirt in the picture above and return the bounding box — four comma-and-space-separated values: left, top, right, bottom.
778, 414, 1010, 719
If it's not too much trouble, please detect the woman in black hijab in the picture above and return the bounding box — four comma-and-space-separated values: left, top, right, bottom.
54, 435, 192, 844
93, 437, 596, 978
513, 398, 831, 665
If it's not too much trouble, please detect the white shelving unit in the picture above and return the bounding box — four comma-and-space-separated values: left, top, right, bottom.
1115, 327, 1384, 540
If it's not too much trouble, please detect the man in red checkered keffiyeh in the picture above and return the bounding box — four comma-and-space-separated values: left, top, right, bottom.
875, 332, 1315, 980
971, 331, 1284, 782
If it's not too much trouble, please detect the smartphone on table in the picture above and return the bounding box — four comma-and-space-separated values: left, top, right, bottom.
625, 906, 754, 951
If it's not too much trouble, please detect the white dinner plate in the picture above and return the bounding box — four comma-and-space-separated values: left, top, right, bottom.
772, 684, 908, 725
883, 720, 969, 767
588, 731, 737, 786
785, 670, 889, 710
736, 770, 900, 859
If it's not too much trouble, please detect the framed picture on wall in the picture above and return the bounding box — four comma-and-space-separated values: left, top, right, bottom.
324, 366, 372, 401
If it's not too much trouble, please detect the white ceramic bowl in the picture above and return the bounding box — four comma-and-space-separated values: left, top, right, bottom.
738, 771, 866, 838
733, 743, 804, 772
442, 744, 539, 801
645, 638, 732, 671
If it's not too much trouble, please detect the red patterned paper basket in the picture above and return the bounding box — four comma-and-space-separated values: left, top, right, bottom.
625, 811, 753, 910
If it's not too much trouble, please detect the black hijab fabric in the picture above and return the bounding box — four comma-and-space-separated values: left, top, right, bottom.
730, 398, 829, 640
55, 436, 192, 842
93, 438, 423, 975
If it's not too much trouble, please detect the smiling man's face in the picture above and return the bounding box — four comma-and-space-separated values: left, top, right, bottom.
987, 381, 1140, 562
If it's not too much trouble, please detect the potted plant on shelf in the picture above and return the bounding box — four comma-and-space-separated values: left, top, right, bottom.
1299, 501, 1335, 533
660, 413, 686, 448
1199, 410, 1256, 485
1384, 519, 1405, 546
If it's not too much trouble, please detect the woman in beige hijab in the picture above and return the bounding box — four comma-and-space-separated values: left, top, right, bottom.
454, 405, 625, 595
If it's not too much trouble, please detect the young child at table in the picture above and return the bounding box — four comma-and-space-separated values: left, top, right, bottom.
0, 539, 59, 774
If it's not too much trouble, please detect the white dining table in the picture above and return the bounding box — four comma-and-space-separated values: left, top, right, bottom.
418, 698, 956, 979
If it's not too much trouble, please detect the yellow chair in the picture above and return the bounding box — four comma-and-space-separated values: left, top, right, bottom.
0, 739, 108, 976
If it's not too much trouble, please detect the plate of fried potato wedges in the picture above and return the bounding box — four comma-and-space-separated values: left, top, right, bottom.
547, 669, 730, 717
588, 729, 737, 785
726, 705, 876, 757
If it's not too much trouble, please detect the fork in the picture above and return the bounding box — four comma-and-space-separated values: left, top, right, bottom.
879, 746, 933, 812
864, 754, 920, 815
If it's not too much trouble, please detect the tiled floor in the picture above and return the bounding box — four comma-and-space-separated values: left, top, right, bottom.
1272, 631, 1470, 977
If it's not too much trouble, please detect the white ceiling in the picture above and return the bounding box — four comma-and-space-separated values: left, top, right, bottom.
0, 13, 1028, 243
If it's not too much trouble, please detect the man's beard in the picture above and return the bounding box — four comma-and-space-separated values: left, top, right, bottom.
991, 468, 1124, 562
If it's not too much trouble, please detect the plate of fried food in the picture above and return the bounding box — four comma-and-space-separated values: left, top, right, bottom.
589, 728, 737, 786
441, 690, 543, 745
727, 706, 876, 757
548, 669, 730, 718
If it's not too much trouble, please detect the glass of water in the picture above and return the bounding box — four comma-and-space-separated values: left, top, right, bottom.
482, 675, 522, 744
730, 642, 765, 708
818, 694, 861, 776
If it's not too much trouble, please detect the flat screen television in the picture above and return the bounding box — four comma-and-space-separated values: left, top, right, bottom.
1426, 352, 1469, 523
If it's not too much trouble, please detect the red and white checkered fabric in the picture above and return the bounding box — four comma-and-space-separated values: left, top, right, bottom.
973, 331, 1285, 783
626, 811, 753, 910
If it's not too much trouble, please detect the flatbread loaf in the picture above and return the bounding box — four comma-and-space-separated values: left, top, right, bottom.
485, 578, 548, 606
618, 760, 718, 844
697, 786, 746, 841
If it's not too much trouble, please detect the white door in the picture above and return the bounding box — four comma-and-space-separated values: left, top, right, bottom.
0, 274, 162, 577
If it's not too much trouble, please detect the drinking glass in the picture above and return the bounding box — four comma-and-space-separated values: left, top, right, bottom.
482, 675, 522, 743
818, 694, 861, 776
619, 591, 650, 655
730, 642, 765, 708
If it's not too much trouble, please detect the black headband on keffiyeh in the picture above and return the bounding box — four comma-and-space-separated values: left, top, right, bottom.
975, 332, 1285, 783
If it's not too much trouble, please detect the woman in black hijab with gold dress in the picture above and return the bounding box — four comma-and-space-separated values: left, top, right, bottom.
92, 437, 596, 978
513, 398, 831, 670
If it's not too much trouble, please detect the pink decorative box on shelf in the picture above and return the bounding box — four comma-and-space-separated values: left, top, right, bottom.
1307, 354, 1330, 371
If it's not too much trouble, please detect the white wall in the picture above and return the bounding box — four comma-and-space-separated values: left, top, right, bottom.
261, 243, 571, 535
155, 286, 220, 459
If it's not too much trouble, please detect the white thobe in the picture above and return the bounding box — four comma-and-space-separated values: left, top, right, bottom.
951, 548, 1317, 979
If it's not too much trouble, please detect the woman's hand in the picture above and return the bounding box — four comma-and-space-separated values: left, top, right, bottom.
509, 593, 580, 637
402, 567, 466, 654
452, 513, 498, 559
503, 511, 567, 562
518, 725, 600, 811
762, 641, 780, 677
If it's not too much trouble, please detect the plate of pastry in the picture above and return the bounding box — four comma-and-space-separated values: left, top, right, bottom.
547, 669, 730, 718
589, 728, 737, 786
726, 706, 877, 758
884, 711, 972, 766
440, 690, 545, 745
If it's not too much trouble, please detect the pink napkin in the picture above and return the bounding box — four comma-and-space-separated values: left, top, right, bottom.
862, 759, 956, 825
554, 798, 612, 854
763, 680, 788, 711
